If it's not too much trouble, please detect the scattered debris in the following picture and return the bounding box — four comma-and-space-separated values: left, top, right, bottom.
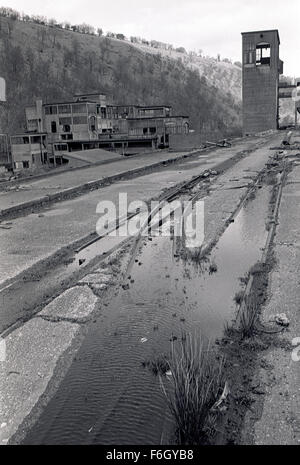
282, 131, 292, 146
272, 313, 290, 327
205, 139, 231, 148
211, 381, 230, 412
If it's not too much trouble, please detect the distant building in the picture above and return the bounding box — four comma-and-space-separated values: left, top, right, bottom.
10, 133, 47, 171
11, 93, 189, 171
242, 30, 283, 135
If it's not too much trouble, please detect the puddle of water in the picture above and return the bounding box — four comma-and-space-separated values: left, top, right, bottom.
22, 187, 270, 445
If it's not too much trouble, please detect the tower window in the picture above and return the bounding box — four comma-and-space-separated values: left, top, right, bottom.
256, 43, 271, 66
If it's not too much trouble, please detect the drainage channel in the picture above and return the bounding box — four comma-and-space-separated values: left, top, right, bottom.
21, 184, 271, 445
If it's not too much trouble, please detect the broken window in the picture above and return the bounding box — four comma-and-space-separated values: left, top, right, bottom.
51, 121, 57, 133
58, 104, 71, 114
45, 105, 57, 115
59, 117, 72, 125
31, 136, 42, 144
89, 116, 96, 131
11, 136, 29, 144
100, 107, 107, 119
256, 43, 271, 66
72, 103, 87, 114
61, 134, 73, 140
62, 124, 71, 133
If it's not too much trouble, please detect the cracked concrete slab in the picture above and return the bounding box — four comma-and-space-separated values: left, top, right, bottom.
39, 285, 98, 322
0, 318, 79, 444
78, 272, 112, 285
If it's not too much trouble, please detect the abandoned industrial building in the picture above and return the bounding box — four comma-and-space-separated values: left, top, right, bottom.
10, 93, 189, 171
242, 29, 300, 135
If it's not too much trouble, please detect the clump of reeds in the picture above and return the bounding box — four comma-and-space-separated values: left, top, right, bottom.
209, 261, 218, 274
234, 290, 244, 306
142, 356, 169, 376
160, 334, 225, 444
238, 294, 259, 339
249, 261, 264, 275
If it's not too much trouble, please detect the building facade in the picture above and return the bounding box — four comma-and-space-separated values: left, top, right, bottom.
11, 93, 189, 170
10, 133, 47, 171
242, 30, 283, 135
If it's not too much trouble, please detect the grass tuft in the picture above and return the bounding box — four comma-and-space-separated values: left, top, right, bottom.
234, 290, 244, 305
160, 334, 225, 444
142, 355, 170, 376
238, 294, 259, 339
209, 261, 218, 274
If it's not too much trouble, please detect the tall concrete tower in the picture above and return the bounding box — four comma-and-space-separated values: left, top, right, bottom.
242, 30, 283, 135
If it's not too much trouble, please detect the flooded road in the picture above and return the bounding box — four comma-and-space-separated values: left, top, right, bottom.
22, 186, 270, 445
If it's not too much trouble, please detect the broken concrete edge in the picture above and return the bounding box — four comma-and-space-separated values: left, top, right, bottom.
0, 229, 97, 295
0, 232, 134, 342
1, 245, 131, 445
1, 318, 83, 445
37, 285, 99, 322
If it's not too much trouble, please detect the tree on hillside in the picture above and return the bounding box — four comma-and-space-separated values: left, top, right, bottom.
0, 7, 20, 20
175, 47, 186, 54
97, 28, 103, 37
78, 23, 95, 35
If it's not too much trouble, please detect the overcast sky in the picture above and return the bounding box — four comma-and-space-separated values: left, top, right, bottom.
4, 0, 300, 76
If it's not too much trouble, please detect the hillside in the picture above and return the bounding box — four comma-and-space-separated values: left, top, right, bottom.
130, 41, 242, 104
0, 15, 242, 140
